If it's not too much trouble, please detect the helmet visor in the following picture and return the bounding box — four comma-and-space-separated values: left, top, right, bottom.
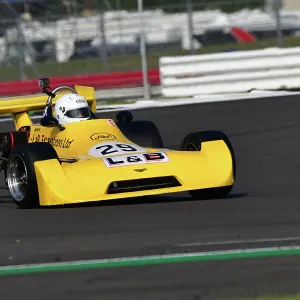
65, 107, 91, 119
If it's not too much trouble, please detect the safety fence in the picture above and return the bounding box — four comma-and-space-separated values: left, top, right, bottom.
159, 47, 300, 97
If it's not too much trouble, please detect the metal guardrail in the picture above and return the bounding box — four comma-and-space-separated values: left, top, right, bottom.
159, 47, 300, 97
95, 85, 161, 101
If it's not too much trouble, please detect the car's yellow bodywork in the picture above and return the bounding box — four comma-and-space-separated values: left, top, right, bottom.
1, 85, 234, 206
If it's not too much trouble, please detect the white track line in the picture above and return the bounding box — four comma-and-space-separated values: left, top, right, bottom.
1, 246, 300, 273
176, 236, 300, 247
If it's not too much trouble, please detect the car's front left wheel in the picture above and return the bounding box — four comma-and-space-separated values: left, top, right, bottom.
180, 130, 235, 200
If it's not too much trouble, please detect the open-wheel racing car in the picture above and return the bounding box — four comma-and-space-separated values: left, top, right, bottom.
0, 78, 236, 209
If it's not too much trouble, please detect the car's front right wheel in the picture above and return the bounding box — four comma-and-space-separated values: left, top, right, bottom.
6, 142, 58, 209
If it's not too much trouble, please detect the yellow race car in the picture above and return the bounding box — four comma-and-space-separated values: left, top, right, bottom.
0, 79, 235, 209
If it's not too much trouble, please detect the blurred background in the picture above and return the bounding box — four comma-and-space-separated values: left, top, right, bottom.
0, 0, 300, 99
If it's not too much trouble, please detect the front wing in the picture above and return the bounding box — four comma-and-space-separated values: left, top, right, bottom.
34, 140, 234, 206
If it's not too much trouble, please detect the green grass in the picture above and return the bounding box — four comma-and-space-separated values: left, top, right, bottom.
2, 35, 300, 82
238, 295, 300, 300
103, 99, 136, 104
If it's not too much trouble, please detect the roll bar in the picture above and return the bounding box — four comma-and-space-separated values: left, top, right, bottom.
38, 78, 78, 107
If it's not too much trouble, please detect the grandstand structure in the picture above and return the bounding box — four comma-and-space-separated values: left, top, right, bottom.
2, 6, 300, 67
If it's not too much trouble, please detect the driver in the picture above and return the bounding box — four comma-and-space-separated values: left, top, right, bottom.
53, 93, 92, 125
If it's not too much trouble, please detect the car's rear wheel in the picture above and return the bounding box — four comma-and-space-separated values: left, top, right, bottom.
118, 120, 164, 149
6, 143, 58, 209
180, 130, 235, 200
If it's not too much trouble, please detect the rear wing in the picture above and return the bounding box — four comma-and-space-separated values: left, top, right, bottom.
0, 85, 96, 130
0, 85, 96, 114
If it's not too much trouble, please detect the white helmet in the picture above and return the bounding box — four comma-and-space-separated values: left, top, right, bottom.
54, 93, 91, 125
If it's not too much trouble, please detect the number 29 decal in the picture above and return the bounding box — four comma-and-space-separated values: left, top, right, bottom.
88, 142, 146, 158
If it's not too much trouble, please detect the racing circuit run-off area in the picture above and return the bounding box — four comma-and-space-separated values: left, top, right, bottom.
3, 0, 300, 299
1, 91, 300, 300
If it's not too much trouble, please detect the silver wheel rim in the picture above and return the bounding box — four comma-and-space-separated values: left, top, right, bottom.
7, 154, 28, 201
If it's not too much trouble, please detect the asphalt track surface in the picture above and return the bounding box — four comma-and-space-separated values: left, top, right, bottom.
1, 95, 300, 299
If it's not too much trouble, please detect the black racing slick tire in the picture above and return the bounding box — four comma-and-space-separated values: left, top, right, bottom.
180, 130, 236, 200
6, 143, 58, 209
118, 120, 164, 149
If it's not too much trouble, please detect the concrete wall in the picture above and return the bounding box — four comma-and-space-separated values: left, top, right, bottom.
283, 0, 300, 10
